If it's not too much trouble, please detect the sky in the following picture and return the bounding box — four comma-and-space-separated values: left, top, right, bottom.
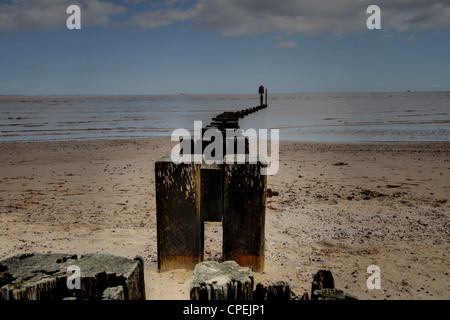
0, 0, 449, 95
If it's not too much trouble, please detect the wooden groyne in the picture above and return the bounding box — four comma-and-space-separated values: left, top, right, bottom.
204, 102, 267, 132
156, 88, 268, 272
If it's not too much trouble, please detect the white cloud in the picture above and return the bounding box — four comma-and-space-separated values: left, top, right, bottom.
0, 0, 126, 30
188, 0, 367, 36
275, 41, 298, 48
130, 0, 450, 37
130, 5, 198, 29
83, 0, 127, 26
383, 2, 450, 32
194, 0, 450, 36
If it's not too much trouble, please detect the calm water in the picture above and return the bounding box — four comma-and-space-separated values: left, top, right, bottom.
0, 92, 449, 142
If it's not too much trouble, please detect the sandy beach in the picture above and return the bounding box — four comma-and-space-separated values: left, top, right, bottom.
0, 138, 448, 300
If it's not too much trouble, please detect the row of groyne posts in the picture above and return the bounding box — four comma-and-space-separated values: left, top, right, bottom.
155, 86, 268, 273
205, 91, 268, 132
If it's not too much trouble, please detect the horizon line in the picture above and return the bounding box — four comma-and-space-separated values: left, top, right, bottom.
1, 90, 449, 97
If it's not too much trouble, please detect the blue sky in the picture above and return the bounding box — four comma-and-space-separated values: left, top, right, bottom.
0, 0, 449, 95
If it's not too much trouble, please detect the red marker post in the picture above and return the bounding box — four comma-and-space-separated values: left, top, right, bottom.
258, 85, 265, 107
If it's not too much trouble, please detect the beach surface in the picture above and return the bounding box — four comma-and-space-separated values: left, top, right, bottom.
0, 138, 448, 300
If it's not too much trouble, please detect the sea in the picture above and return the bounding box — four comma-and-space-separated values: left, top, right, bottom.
0, 92, 449, 142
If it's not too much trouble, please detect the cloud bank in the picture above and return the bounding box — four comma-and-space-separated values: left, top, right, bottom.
1, 0, 449, 36
0, 0, 126, 30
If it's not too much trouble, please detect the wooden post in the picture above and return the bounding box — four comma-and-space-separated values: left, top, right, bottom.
155, 155, 203, 272
190, 261, 254, 300
223, 155, 266, 272
265, 89, 268, 107
311, 269, 335, 296
267, 281, 291, 301
0, 253, 145, 300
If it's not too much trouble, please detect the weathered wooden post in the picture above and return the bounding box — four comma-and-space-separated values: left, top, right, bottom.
267, 281, 291, 301
265, 88, 268, 107
155, 155, 203, 272
190, 261, 254, 300
223, 155, 267, 272
0, 253, 145, 300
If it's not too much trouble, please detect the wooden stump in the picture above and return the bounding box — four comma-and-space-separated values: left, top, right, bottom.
267, 280, 291, 301
156, 155, 203, 272
0, 253, 145, 300
223, 155, 267, 272
310, 270, 360, 300
190, 261, 254, 300
311, 269, 335, 297
253, 283, 267, 301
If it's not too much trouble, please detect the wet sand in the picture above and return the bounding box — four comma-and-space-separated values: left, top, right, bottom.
0, 138, 448, 300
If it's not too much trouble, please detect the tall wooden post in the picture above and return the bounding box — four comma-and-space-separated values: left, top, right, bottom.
223, 155, 267, 272
155, 155, 203, 272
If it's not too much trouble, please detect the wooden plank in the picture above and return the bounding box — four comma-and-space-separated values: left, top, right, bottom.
155, 155, 203, 271
223, 156, 266, 272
